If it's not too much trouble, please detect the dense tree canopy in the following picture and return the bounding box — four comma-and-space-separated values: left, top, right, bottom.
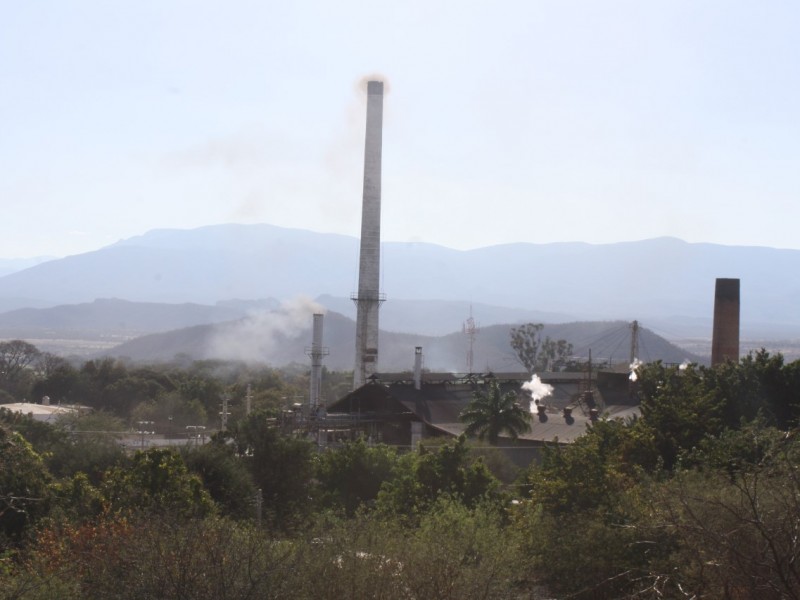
229, 411, 315, 529
514, 351, 800, 598
376, 435, 502, 521
2, 343, 800, 598
0, 340, 42, 399
313, 438, 397, 516
101, 448, 215, 518
0, 424, 52, 544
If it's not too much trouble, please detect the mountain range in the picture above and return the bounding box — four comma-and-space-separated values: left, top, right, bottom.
0, 223, 798, 365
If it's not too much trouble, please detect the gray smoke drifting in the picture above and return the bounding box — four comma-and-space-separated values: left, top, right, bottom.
207, 296, 325, 363
163, 127, 283, 170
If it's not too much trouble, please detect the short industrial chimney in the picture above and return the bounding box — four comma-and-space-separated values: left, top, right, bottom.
353, 80, 386, 389
306, 313, 329, 408
413, 346, 423, 390
711, 278, 740, 366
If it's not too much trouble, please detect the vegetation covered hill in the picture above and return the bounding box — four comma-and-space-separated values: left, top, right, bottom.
100, 312, 702, 370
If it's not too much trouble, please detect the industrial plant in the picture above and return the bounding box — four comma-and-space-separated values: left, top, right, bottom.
277, 81, 743, 458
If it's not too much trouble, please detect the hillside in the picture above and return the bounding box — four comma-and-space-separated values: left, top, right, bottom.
0, 298, 247, 337
0, 295, 573, 340
0, 256, 55, 278
101, 310, 702, 371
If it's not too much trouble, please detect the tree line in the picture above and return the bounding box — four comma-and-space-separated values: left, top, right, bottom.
2, 340, 800, 597
0, 339, 354, 431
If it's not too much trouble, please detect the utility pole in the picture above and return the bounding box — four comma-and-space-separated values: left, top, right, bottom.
220, 394, 231, 431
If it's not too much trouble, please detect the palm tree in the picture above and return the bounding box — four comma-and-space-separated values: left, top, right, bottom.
459, 379, 531, 445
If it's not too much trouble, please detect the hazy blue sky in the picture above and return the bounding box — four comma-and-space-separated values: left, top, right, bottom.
2, 1, 798, 258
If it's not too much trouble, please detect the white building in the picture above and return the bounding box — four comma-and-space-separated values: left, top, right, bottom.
1, 401, 82, 423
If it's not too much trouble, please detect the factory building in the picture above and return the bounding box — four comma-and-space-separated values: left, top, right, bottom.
324, 367, 636, 464
299, 80, 739, 463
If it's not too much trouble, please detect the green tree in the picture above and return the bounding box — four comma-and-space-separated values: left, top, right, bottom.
176, 373, 225, 416
0, 424, 52, 544
510, 323, 544, 373
181, 442, 257, 519
0, 407, 68, 456
0, 339, 41, 398
314, 438, 397, 515
0, 408, 126, 485
459, 379, 531, 445
510, 323, 574, 373
49, 411, 127, 483
517, 420, 667, 598
50, 471, 105, 521
103, 375, 165, 416
526, 419, 657, 516
232, 412, 314, 529
34, 352, 72, 379
100, 448, 215, 518
705, 350, 800, 429
539, 336, 574, 371
376, 436, 501, 520
636, 361, 724, 470
73, 358, 129, 410
30, 360, 80, 405
636, 353, 800, 471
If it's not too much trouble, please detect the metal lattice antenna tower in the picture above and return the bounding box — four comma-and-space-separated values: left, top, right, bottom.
463, 305, 480, 373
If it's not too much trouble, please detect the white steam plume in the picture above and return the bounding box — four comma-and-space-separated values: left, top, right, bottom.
207, 296, 325, 363
629, 358, 643, 381
522, 374, 554, 414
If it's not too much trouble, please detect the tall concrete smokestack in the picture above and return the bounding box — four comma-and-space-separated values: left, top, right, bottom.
306, 313, 328, 408
711, 278, 740, 366
353, 80, 385, 389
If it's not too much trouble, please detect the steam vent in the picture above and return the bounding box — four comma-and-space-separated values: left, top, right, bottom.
353, 80, 385, 389
711, 278, 740, 366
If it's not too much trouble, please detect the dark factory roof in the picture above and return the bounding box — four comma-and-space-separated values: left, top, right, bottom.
327, 371, 639, 445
